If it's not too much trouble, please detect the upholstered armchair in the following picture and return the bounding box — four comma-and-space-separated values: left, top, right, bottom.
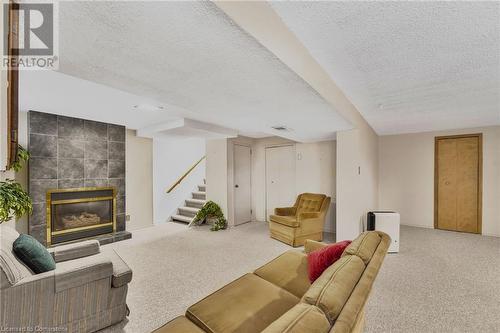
269, 193, 331, 247
0, 225, 132, 332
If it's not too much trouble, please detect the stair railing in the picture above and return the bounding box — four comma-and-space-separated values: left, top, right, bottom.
166, 156, 206, 193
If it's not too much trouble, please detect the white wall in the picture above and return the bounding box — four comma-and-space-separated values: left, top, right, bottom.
336, 126, 379, 240
205, 139, 228, 218
153, 137, 206, 225
126, 129, 153, 230
251, 137, 337, 232
379, 126, 500, 237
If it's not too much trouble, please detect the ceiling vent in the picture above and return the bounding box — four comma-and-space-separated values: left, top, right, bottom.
271, 125, 290, 131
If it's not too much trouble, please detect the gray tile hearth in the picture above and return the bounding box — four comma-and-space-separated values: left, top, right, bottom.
85, 159, 108, 179
58, 116, 85, 138
84, 120, 108, 140
28, 111, 127, 245
109, 160, 125, 178
85, 140, 108, 159
29, 112, 57, 135
58, 139, 84, 158
29, 158, 57, 179
59, 158, 84, 179
85, 179, 108, 188
58, 179, 84, 188
29, 134, 57, 157
29, 179, 57, 203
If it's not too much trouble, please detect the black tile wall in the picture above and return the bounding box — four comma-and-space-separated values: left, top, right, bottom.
28, 111, 126, 245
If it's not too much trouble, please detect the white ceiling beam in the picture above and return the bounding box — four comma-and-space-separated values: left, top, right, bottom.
213, 1, 372, 133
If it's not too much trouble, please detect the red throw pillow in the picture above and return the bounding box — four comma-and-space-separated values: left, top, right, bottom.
307, 240, 352, 283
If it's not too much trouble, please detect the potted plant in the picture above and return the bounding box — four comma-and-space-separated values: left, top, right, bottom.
192, 201, 227, 231
0, 144, 32, 223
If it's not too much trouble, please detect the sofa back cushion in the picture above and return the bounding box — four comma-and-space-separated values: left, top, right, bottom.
341, 231, 381, 265
0, 225, 33, 287
296, 193, 326, 213
302, 255, 365, 323
262, 303, 330, 333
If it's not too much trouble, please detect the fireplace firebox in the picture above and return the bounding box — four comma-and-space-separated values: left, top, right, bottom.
46, 187, 116, 245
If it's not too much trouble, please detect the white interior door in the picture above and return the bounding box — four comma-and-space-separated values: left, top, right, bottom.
266, 145, 296, 221
234, 144, 252, 225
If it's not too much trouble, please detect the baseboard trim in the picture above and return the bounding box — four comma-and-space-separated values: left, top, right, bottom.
400, 223, 434, 229
401, 223, 500, 238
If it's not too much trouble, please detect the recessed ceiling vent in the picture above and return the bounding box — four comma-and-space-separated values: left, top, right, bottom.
271, 125, 290, 131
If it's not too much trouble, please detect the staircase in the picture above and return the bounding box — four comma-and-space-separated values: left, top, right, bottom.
171, 182, 206, 224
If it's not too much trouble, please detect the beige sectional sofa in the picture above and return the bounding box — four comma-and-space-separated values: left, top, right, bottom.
155, 230, 390, 333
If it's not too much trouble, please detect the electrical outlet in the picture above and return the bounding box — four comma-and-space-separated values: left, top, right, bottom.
125, 215, 130, 221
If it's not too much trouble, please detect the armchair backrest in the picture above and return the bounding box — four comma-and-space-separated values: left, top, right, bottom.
295, 193, 330, 216
0, 225, 33, 288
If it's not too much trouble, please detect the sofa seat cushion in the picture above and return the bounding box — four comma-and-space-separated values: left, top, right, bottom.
153, 316, 205, 333
341, 232, 381, 264
302, 255, 365, 323
254, 250, 311, 298
187, 273, 300, 333
269, 215, 299, 228
262, 303, 331, 333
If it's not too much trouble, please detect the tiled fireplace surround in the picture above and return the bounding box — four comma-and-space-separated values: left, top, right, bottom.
28, 111, 131, 245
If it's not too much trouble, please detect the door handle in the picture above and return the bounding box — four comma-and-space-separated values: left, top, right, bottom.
235, 184, 239, 188
445, 181, 451, 185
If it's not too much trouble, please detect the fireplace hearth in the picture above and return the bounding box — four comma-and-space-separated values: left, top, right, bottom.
46, 187, 116, 245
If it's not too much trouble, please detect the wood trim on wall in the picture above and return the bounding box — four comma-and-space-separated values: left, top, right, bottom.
434, 133, 483, 233
6, 1, 19, 170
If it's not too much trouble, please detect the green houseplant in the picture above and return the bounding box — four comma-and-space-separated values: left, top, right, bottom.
0, 179, 32, 223
9, 144, 30, 172
192, 201, 227, 231
1, 144, 32, 223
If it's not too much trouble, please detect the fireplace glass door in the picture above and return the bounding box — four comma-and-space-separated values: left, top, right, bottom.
53, 199, 113, 232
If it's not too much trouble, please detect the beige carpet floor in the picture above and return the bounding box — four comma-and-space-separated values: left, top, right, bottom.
101, 222, 500, 333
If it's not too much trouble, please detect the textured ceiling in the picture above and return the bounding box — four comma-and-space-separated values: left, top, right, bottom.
56, 1, 351, 142
271, 1, 500, 135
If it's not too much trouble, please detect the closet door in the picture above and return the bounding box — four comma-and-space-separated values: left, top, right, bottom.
435, 134, 482, 233
265, 145, 296, 221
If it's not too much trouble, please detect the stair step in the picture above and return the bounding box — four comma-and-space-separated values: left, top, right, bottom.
186, 198, 206, 208
198, 184, 206, 191
172, 214, 193, 224
178, 206, 199, 217
192, 191, 206, 199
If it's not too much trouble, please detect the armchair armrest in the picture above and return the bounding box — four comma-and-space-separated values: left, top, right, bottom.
298, 212, 320, 221
49, 239, 100, 263
16, 255, 113, 292
274, 207, 296, 216
304, 240, 328, 254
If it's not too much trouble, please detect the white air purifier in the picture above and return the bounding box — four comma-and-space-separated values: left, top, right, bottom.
366, 211, 400, 253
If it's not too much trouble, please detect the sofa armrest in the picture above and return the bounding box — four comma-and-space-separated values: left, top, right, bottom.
49, 240, 100, 263
15, 255, 113, 292
274, 207, 296, 216
304, 240, 328, 254
298, 212, 320, 221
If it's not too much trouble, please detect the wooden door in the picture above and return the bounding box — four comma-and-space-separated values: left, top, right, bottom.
233, 144, 252, 225
265, 145, 296, 221
435, 134, 482, 233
